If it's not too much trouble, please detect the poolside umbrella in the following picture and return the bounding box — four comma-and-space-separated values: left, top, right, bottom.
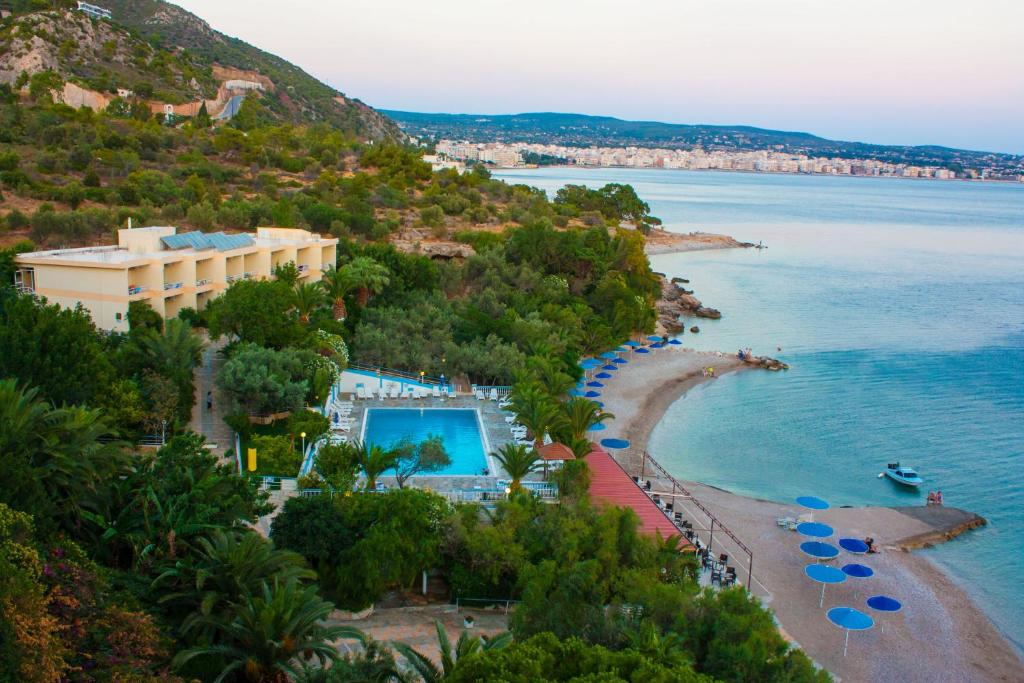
595, 372, 613, 379
600, 438, 630, 449
800, 541, 839, 562
584, 390, 601, 398
586, 381, 605, 388
635, 347, 650, 354
826, 607, 874, 657
866, 595, 903, 634
797, 522, 835, 538
839, 538, 870, 554
613, 357, 628, 364
600, 364, 618, 371
842, 563, 874, 579
795, 496, 830, 510
599, 351, 618, 360
647, 335, 663, 342
805, 563, 846, 608
624, 340, 642, 347
587, 422, 607, 432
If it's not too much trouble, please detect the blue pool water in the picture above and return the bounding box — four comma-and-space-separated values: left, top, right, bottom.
362, 408, 489, 476
496, 167, 1024, 652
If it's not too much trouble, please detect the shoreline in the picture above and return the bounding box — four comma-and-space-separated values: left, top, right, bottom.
600, 347, 1024, 681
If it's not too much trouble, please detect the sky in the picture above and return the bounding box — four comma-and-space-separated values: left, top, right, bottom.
173, 0, 1024, 154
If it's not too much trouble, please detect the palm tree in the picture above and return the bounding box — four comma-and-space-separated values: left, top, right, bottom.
393, 620, 512, 682
492, 443, 541, 493
139, 318, 206, 380
509, 385, 563, 449
347, 440, 397, 490
560, 397, 614, 442
153, 529, 315, 633
319, 265, 355, 321
292, 281, 325, 324
524, 356, 575, 398
346, 256, 391, 308
174, 577, 361, 683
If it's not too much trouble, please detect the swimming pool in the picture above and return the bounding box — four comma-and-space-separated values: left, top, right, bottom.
361, 408, 491, 476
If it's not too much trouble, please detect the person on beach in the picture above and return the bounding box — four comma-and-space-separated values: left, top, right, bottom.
864, 537, 878, 553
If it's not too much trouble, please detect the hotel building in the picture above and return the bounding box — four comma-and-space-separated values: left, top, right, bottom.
13, 226, 338, 332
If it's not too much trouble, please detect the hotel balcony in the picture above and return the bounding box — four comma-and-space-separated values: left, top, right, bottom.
196, 278, 212, 288
163, 281, 184, 291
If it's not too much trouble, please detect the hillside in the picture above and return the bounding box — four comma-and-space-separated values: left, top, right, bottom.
385, 110, 1023, 173
0, 2, 398, 139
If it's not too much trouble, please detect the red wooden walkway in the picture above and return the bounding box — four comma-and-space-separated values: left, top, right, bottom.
585, 447, 687, 543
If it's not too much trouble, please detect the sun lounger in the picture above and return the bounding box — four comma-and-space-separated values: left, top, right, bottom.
475, 390, 485, 400
489, 388, 499, 401
432, 386, 441, 398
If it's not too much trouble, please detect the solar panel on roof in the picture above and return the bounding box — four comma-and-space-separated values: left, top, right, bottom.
161, 231, 253, 252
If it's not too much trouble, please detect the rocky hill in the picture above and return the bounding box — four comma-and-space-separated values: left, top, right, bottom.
0, 2, 398, 139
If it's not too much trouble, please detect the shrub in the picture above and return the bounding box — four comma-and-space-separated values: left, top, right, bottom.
250, 434, 302, 476
186, 200, 216, 230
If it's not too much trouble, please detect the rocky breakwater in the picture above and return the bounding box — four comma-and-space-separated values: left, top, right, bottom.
655, 274, 721, 333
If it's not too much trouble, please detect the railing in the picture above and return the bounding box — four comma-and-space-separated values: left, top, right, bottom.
297, 264, 310, 272
137, 434, 165, 447
225, 274, 243, 283
637, 451, 756, 592
347, 361, 446, 387
163, 281, 183, 291
454, 596, 520, 614
195, 278, 211, 287
128, 285, 144, 295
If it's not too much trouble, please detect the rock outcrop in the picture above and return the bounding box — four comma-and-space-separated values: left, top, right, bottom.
656, 275, 721, 333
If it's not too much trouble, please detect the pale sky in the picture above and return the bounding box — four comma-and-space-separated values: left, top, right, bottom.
174, 0, 1024, 153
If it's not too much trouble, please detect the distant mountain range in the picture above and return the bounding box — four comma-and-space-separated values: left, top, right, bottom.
384, 111, 1022, 174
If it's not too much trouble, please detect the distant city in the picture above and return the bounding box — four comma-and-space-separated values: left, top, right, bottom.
423, 139, 1020, 181
388, 111, 1024, 182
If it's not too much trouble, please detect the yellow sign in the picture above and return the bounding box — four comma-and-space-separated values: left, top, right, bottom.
247, 447, 257, 472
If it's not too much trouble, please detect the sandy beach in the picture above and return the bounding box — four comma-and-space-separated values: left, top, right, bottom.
644, 229, 759, 255
597, 345, 1024, 682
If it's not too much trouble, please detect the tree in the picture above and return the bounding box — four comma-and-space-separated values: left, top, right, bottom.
313, 443, 359, 491
0, 294, 114, 407
509, 386, 562, 449
492, 443, 540, 493
217, 343, 312, 416
345, 256, 391, 308
394, 620, 512, 682
391, 434, 451, 488
136, 317, 205, 422
174, 577, 354, 683
558, 398, 613, 442
319, 264, 354, 321
250, 435, 302, 476
352, 440, 397, 491
292, 281, 325, 324
153, 529, 315, 640
206, 279, 305, 349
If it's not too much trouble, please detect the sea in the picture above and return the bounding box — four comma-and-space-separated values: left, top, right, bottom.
495, 167, 1024, 653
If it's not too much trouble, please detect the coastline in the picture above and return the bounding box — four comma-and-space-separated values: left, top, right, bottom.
600, 347, 1024, 681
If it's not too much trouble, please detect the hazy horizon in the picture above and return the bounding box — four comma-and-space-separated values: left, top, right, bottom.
172, 0, 1024, 154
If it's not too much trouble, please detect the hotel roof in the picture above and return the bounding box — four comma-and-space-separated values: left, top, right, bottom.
162, 231, 254, 252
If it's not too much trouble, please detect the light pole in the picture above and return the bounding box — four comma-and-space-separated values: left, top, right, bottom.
300, 431, 306, 454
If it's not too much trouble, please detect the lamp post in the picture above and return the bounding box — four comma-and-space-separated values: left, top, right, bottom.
300, 431, 306, 454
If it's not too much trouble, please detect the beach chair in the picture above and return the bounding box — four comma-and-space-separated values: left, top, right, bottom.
447, 387, 457, 398
475, 389, 485, 400
489, 388, 499, 401
432, 386, 441, 398
388, 386, 399, 399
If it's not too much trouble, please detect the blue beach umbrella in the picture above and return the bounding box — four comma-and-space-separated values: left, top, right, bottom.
826, 607, 874, 657
800, 541, 839, 562
586, 381, 604, 388
839, 538, 870, 554
587, 422, 607, 432
668, 339, 683, 346
580, 358, 603, 369
797, 522, 835, 538
600, 438, 630, 449
795, 496, 830, 510
866, 595, 903, 634
595, 372, 613, 379
842, 563, 874, 579
624, 340, 642, 347
599, 351, 618, 359
568, 389, 585, 397
805, 564, 846, 608
635, 347, 650, 354
601, 364, 618, 371
647, 335, 663, 342
613, 357, 628, 364
593, 401, 604, 408
584, 390, 601, 398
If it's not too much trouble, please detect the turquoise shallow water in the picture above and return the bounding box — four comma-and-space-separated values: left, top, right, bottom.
497, 168, 1024, 652
362, 408, 488, 476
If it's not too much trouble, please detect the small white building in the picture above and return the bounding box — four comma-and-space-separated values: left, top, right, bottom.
76, 1, 112, 20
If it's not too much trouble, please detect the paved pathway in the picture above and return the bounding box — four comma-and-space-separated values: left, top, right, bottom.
189, 335, 233, 457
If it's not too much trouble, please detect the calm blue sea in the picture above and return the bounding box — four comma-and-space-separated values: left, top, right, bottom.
496, 168, 1024, 652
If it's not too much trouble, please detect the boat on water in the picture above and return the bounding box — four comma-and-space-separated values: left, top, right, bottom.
883, 462, 924, 487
